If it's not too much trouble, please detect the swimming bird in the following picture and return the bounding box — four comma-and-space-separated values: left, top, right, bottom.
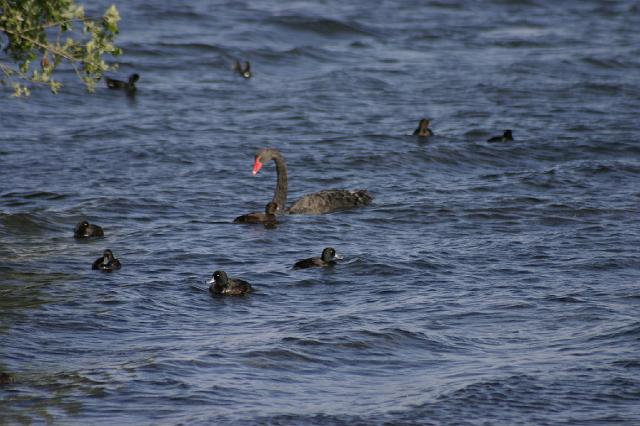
413, 118, 434, 137
105, 73, 139, 93
92, 249, 121, 272
74, 221, 104, 239
252, 148, 372, 215
208, 270, 253, 296
293, 247, 342, 269
0, 372, 15, 385
234, 60, 251, 78
234, 202, 278, 226
487, 129, 513, 142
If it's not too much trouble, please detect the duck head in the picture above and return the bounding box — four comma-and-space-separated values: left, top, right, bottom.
321, 247, 342, 262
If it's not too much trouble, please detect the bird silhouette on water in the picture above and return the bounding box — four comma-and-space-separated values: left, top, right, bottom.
92, 249, 121, 272
413, 118, 434, 137
208, 270, 253, 296
105, 73, 139, 94
234, 61, 251, 78
74, 220, 104, 239
487, 129, 513, 142
293, 247, 342, 269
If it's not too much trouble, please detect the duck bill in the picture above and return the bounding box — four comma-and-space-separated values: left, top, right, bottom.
334, 255, 344, 260
252, 158, 263, 176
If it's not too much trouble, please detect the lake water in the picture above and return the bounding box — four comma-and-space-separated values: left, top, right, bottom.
1, 0, 640, 424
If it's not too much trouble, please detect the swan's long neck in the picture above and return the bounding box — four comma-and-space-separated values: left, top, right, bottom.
271, 151, 288, 213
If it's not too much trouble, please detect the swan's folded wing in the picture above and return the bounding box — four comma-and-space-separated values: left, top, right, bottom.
287, 189, 372, 215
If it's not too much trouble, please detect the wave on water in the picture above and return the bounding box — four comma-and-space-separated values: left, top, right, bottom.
266, 15, 377, 37
0, 212, 61, 235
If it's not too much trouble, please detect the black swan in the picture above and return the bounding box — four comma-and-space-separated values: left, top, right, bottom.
293, 247, 342, 269
487, 130, 513, 142
234, 61, 251, 78
413, 118, 434, 137
208, 270, 253, 296
92, 249, 121, 272
234, 202, 278, 226
251, 148, 372, 215
106, 73, 139, 93
74, 221, 104, 239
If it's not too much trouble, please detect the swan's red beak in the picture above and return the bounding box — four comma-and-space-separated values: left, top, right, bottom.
252, 157, 263, 176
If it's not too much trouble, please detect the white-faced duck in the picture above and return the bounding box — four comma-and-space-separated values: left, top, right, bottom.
234, 60, 251, 78
74, 220, 104, 239
234, 202, 278, 226
208, 270, 253, 296
92, 249, 121, 272
487, 129, 513, 142
413, 118, 434, 137
252, 148, 372, 215
293, 247, 342, 269
105, 73, 139, 93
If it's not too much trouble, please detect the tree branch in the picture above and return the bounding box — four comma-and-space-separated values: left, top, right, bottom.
0, 26, 76, 61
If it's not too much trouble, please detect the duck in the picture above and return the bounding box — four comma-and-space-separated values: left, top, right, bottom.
234, 202, 278, 226
251, 148, 372, 215
0, 372, 15, 385
92, 249, 121, 272
208, 270, 253, 296
413, 118, 434, 137
293, 247, 342, 269
233, 60, 251, 79
105, 73, 139, 93
74, 220, 104, 239
487, 129, 513, 142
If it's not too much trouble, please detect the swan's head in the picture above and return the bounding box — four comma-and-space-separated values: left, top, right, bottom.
252, 148, 280, 175
252, 157, 263, 175
252, 150, 270, 175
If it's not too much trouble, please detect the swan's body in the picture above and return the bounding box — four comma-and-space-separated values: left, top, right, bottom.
252, 148, 372, 215
287, 190, 372, 214
208, 270, 252, 296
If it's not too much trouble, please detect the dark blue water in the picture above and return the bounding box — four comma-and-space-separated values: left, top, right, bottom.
2, 0, 640, 424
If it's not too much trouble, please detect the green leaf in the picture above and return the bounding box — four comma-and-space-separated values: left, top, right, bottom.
1, 1, 122, 96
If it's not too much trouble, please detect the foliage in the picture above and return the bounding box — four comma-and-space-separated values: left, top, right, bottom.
0, 0, 121, 96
